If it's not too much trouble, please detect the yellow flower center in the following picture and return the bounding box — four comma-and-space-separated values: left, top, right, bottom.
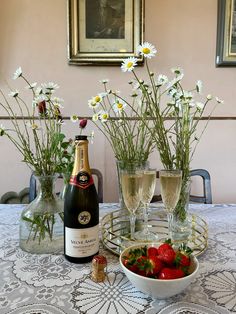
102, 114, 108, 119
95, 96, 101, 102
143, 47, 150, 54
117, 103, 123, 109
127, 62, 133, 68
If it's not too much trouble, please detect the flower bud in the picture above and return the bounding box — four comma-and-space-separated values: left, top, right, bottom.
79, 119, 88, 129
38, 101, 47, 114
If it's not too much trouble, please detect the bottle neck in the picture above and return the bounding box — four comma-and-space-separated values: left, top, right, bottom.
72, 140, 91, 175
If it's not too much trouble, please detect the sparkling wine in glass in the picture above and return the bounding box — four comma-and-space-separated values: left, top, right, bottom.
135, 168, 158, 241
159, 170, 182, 239
121, 168, 143, 240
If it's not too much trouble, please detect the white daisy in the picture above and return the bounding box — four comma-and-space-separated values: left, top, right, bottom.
25, 82, 37, 90
32, 94, 47, 106
183, 91, 193, 99
70, 114, 79, 123
196, 102, 204, 111
100, 79, 109, 84
137, 42, 157, 58
207, 94, 212, 100
121, 57, 138, 72
92, 113, 99, 121
113, 100, 126, 113
41, 82, 59, 91
13, 67, 22, 80
196, 80, 203, 93
99, 111, 109, 122
35, 86, 43, 95
156, 74, 168, 86
8, 90, 19, 98
171, 67, 184, 75
215, 97, 224, 104
88, 94, 104, 109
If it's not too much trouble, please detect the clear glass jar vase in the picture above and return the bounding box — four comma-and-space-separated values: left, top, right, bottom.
170, 178, 192, 243
19, 174, 64, 254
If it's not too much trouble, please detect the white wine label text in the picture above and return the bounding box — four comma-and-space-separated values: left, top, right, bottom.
65, 226, 99, 258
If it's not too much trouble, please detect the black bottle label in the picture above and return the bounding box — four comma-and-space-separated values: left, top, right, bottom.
70, 171, 94, 189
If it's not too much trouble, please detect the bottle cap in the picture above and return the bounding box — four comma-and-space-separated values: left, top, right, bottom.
75, 135, 87, 141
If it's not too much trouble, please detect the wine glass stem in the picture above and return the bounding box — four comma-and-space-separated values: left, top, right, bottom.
143, 203, 149, 234
130, 213, 136, 240
167, 212, 173, 239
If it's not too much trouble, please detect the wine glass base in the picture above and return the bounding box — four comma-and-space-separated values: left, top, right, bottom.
134, 230, 159, 242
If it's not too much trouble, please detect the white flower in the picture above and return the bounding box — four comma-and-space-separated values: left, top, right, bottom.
70, 114, 79, 123
100, 79, 109, 84
51, 97, 64, 108
13, 67, 22, 80
137, 42, 157, 58
99, 111, 109, 122
166, 73, 184, 90
171, 67, 184, 75
196, 102, 204, 110
113, 100, 126, 113
121, 57, 138, 72
156, 74, 168, 86
207, 94, 213, 100
183, 91, 193, 99
88, 94, 104, 109
41, 82, 59, 90
26, 82, 37, 90
35, 86, 43, 95
196, 80, 203, 93
0, 124, 5, 136
215, 97, 224, 104
32, 94, 47, 106
92, 113, 99, 121
8, 90, 19, 98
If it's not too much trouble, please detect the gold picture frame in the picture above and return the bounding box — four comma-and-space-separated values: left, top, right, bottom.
216, 0, 236, 66
67, 0, 144, 65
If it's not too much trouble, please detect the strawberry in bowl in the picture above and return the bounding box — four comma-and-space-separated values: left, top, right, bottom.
119, 241, 199, 299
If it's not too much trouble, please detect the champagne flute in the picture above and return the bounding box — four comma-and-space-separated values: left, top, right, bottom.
134, 167, 158, 241
159, 170, 182, 239
121, 166, 143, 240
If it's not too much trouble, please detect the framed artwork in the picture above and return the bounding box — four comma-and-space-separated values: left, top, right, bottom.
216, 0, 236, 66
67, 0, 144, 65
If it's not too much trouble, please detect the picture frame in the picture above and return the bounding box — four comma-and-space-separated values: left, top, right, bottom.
216, 0, 236, 66
67, 0, 144, 65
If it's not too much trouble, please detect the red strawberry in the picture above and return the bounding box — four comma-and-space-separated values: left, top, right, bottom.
158, 247, 176, 264
157, 243, 173, 255
148, 256, 164, 275
158, 267, 185, 280
175, 252, 191, 267
147, 247, 158, 257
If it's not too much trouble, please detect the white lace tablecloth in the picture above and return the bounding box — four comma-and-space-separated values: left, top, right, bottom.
0, 203, 236, 314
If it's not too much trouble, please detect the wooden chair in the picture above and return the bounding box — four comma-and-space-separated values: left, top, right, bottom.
29, 168, 104, 203
151, 169, 212, 204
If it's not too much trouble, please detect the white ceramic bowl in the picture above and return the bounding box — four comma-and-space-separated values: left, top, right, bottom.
119, 243, 199, 299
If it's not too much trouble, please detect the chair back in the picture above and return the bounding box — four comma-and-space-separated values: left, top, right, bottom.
151, 168, 212, 204
29, 169, 103, 203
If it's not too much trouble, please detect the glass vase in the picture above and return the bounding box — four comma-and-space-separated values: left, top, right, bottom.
59, 172, 71, 200
19, 174, 64, 254
170, 178, 192, 243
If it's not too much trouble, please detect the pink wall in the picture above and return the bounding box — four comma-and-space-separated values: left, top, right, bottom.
0, 0, 235, 203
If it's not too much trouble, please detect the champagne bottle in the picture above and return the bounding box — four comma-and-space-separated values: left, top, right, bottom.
64, 135, 99, 263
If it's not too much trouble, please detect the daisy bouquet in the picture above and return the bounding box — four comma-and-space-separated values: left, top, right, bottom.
120, 42, 222, 220
0, 67, 65, 176
88, 80, 155, 165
